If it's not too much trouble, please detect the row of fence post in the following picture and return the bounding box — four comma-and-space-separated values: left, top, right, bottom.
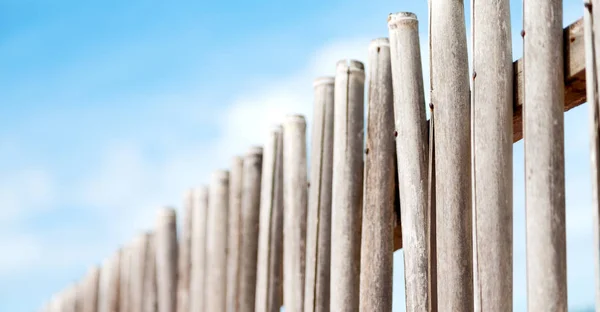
41, 0, 600, 311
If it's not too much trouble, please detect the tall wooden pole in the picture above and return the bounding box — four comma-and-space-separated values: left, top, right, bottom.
430, 0, 473, 310
585, 1, 600, 308
330, 59, 365, 312
83, 266, 101, 312
388, 12, 432, 311
238, 147, 263, 312
283, 115, 308, 312
143, 233, 157, 312
131, 233, 151, 312
304, 76, 335, 312
99, 250, 120, 312
472, 0, 513, 310
155, 207, 178, 312
119, 246, 132, 312
206, 170, 230, 312
359, 38, 395, 312
524, 0, 567, 310
190, 186, 209, 312
255, 126, 285, 312
227, 157, 243, 312
177, 191, 193, 312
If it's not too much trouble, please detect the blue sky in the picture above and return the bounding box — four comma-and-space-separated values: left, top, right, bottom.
0, 0, 593, 311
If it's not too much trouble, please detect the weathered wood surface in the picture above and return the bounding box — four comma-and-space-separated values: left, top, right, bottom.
388, 12, 432, 311
283, 115, 308, 312
330, 59, 365, 312
304, 77, 334, 312
189, 186, 209, 312
143, 233, 157, 312
155, 208, 178, 312
82, 266, 101, 312
131, 233, 150, 312
524, 0, 567, 310
99, 250, 121, 312
226, 157, 243, 312
255, 126, 285, 312
238, 147, 263, 312
360, 37, 395, 312
177, 191, 193, 312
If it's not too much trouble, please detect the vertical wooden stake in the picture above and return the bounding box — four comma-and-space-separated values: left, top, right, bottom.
227, 157, 244, 312
255, 126, 285, 312
331, 59, 365, 312
524, 0, 567, 310
155, 207, 178, 312
143, 233, 157, 312
359, 38, 395, 312
190, 186, 209, 312
177, 191, 193, 312
388, 12, 431, 311
304, 76, 335, 312
119, 246, 132, 312
430, 0, 473, 310
131, 233, 151, 312
206, 170, 230, 312
99, 250, 121, 312
238, 147, 263, 312
472, 0, 513, 310
585, 1, 600, 308
283, 115, 308, 312
83, 266, 101, 312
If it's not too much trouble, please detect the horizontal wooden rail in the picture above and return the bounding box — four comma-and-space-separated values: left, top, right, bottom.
394, 17, 586, 251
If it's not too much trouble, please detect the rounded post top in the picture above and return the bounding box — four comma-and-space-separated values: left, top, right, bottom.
313, 76, 335, 87
284, 114, 306, 126
388, 12, 418, 28
211, 169, 230, 182
246, 145, 263, 156
156, 206, 177, 223
336, 59, 365, 73
369, 37, 390, 49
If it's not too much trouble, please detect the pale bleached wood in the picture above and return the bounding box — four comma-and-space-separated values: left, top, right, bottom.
304, 77, 334, 312
283, 115, 309, 312
190, 186, 209, 312
330, 59, 365, 312
388, 12, 432, 311
255, 126, 285, 312
238, 147, 263, 312
430, 0, 473, 310
119, 246, 132, 312
99, 250, 121, 312
206, 171, 230, 312
472, 0, 513, 310
524, 0, 567, 310
359, 38, 395, 312
226, 157, 243, 312
155, 208, 178, 312
143, 233, 157, 312
83, 266, 101, 312
585, 2, 600, 308
177, 191, 193, 312
131, 233, 151, 312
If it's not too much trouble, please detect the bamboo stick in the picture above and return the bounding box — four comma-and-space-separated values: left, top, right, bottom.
206, 170, 230, 312
359, 38, 395, 312
226, 157, 243, 312
238, 147, 263, 312
190, 186, 209, 312
304, 76, 335, 312
177, 191, 193, 312
155, 208, 178, 312
388, 12, 432, 311
472, 0, 513, 310
283, 115, 309, 312
430, 0, 473, 309
255, 126, 285, 312
330, 59, 365, 312
523, 0, 567, 310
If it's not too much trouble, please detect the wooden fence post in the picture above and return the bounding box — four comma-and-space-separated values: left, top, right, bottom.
584, 1, 600, 308
524, 0, 567, 310
472, 0, 513, 310
359, 38, 395, 312
155, 207, 178, 312
143, 233, 157, 312
83, 266, 101, 312
238, 147, 263, 311
190, 186, 209, 312
255, 126, 285, 312
177, 191, 193, 312
304, 76, 335, 312
131, 233, 151, 312
227, 157, 243, 312
119, 245, 132, 312
331, 59, 365, 312
430, 0, 473, 310
388, 12, 432, 311
99, 250, 121, 312
283, 115, 308, 312
206, 170, 230, 312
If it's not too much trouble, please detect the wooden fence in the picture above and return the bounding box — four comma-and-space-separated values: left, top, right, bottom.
40, 1, 600, 311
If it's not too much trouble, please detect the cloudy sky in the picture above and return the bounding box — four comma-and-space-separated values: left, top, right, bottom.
0, 0, 593, 311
